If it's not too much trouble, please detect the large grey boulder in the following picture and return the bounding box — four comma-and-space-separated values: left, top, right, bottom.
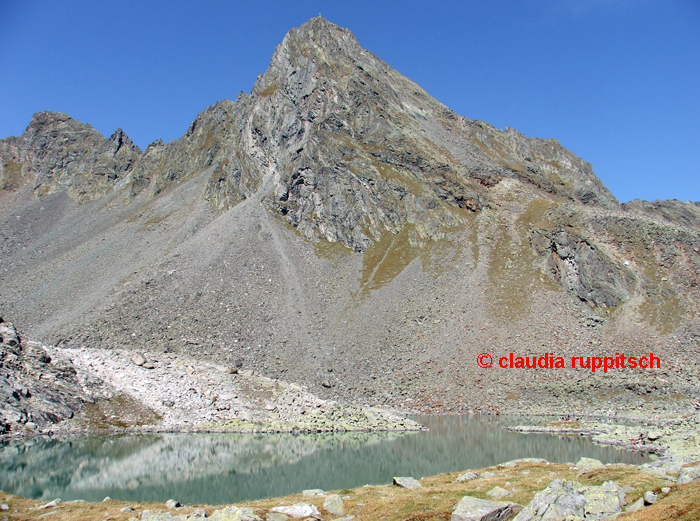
269, 504, 320, 519
451, 496, 521, 521
514, 479, 625, 521
584, 481, 626, 517
141, 512, 175, 521
323, 494, 345, 516
486, 486, 512, 499
643, 491, 657, 505
265, 514, 289, 521
209, 506, 262, 521
393, 476, 422, 489
575, 457, 604, 473
302, 489, 325, 497
456, 471, 480, 482
677, 462, 700, 484
625, 498, 644, 513
638, 459, 682, 479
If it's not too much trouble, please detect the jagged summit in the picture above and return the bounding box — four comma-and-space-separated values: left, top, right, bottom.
0, 111, 141, 200
2, 17, 619, 232
285, 16, 358, 48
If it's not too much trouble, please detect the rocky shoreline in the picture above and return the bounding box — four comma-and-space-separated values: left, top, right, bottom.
2, 455, 699, 521
2, 317, 697, 460
507, 414, 700, 464
1, 319, 422, 440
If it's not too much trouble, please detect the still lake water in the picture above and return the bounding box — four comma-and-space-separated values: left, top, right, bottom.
0, 415, 647, 505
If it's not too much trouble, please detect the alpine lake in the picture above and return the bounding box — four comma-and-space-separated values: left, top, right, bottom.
0, 415, 648, 505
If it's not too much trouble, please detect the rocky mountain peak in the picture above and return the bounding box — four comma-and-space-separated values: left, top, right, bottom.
1, 17, 700, 426
287, 16, 357, 48
26, 110, 73, 129
0, 111, 141, 201
277, 17, 360, 61
216, 17, 621, 252
108, 128, 141, 156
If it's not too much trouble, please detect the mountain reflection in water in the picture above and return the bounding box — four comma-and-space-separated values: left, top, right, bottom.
0, 415, 647, 504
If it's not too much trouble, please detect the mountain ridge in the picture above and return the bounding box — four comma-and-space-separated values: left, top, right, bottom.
1, 17, 699, 426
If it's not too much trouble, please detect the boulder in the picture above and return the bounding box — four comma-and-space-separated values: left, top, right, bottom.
270, 504, 320, 519
456, 471, 480, 482
638, 459, 682, 479
486, 486, 512, 499
141, 512, 175, 521
677, 463, 700, 484
576, 457, 604, 473
166, 499, 181, 509
302, 489, 325, 497
323, 494, 345, 516
451, 496, 521, 521
132, 353, 147, 366
625, 497, 645, 513
499, 458, 548, 468
584, 481, 626, 516
38, 499, 61, 510
23, 341, 51, 364
644, 491, 657, 505
210, 506, 261, 521
265, 514, 289, 521
0, 319, 21, 353
513, 480, 624, 521
393, 476, 422, 489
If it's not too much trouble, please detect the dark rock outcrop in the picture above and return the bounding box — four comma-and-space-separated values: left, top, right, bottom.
531, 228, 634, 307
0, 318, 98, 433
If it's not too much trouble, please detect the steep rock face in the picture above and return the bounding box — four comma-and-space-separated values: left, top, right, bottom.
0, 318, 97, 432
0, 112, 141, 202
202, 17, 618, 251
127, 100, 263, 202
531, 228, 633, 308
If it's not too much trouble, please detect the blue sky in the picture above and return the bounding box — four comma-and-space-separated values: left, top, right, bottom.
1, 0, 698, 203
